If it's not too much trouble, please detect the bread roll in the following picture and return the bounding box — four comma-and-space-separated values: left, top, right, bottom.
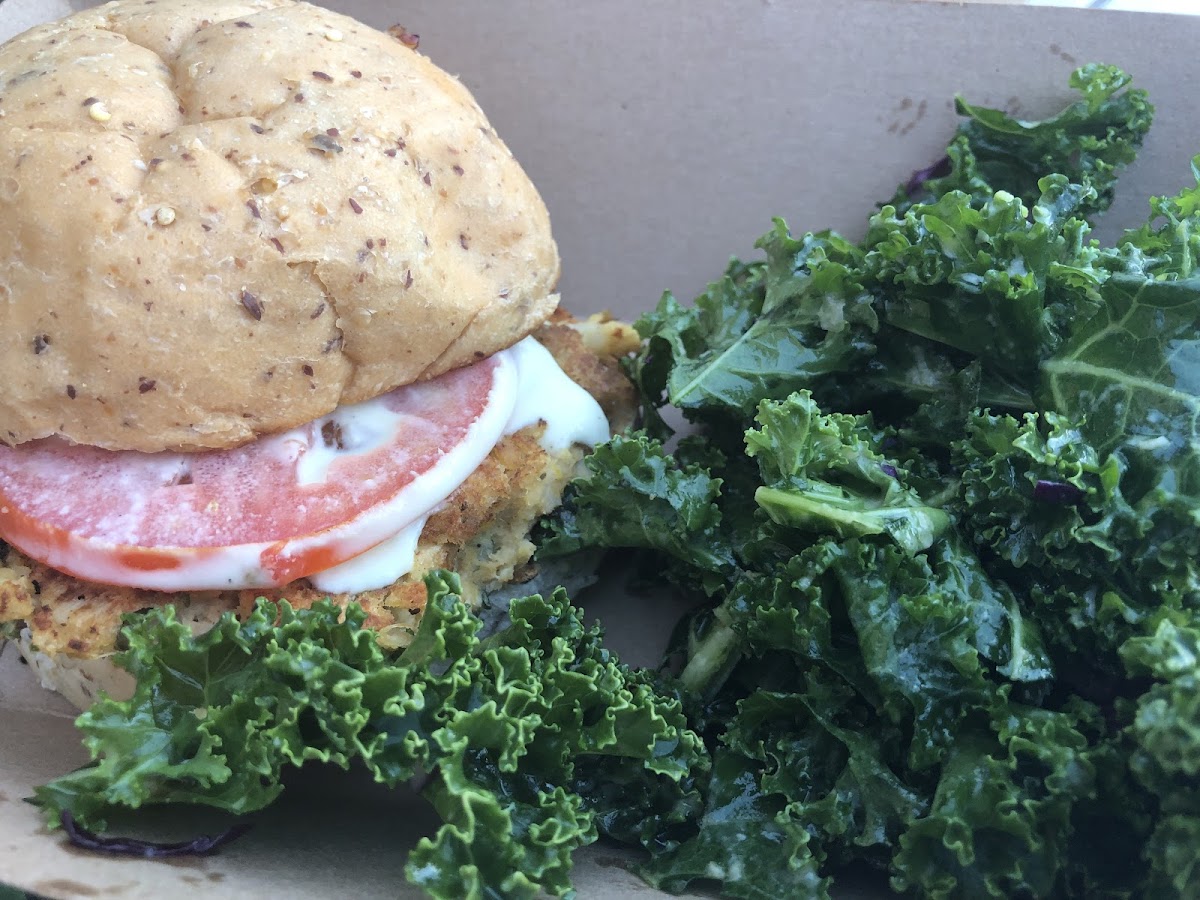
0, 0, 559, 452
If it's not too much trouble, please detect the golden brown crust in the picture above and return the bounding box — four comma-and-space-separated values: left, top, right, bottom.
569, 311, 643, 358
0, 323, 638, 659
0, 0, 559, 452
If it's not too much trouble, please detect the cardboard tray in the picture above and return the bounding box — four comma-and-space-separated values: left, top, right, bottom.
1, 0, 1199, 897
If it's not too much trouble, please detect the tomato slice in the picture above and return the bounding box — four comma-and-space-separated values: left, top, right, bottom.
0, 353, 518, 590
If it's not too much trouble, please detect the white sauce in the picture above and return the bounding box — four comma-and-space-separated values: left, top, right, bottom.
29, 533, 273, 593
308, 514, 428, 594
293, 399, 403, 486
24, 336, 612, 594
504, 336, 611, 451
293, 335, 610, 593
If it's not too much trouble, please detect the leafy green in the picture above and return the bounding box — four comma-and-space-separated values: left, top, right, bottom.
1121, 621, 1200, 898
747, 392, 952, 555
537, 432, 736, 594
639, 747, 831, 900
541, 63, 1200, 899
1114, 155, 1200, 279
894, 63, 1153, 221
1040, 276, 1200, 568
630, 226, 877, 430
890, 701, 1105, 900
34, 573, 706, 900
867, 176, 1105, 378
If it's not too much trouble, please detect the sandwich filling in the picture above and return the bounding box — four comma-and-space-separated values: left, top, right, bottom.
0, 335, 607, 594
0, 315, 638, 660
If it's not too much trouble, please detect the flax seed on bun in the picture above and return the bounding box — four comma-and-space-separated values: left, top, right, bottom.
0, 0, 559, 453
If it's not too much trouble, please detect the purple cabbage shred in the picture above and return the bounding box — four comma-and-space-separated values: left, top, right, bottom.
904, 155, 953, 198
60, 810, 252, 859
1033, 479, 1084, 505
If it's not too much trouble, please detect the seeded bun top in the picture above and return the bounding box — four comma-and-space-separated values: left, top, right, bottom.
0, 0, 559, 452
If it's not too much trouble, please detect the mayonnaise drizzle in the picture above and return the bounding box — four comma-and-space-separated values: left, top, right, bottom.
14, 337, 611, 594
298, 335, 611, 593
308, 514, 429, 594
504, 336, 611, 451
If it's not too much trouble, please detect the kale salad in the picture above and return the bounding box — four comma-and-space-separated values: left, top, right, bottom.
32, 64, 1200, 899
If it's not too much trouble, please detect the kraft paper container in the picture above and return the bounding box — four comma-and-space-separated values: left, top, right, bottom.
1, 1, 1198, 897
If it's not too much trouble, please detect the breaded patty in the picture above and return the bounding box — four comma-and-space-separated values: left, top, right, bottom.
0, 316, 635, 661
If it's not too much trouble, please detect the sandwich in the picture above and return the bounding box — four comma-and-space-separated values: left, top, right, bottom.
0, 0, 638, 709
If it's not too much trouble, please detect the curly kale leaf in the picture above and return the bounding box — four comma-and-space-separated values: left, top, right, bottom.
867, 176, 1106, 379
955, 411, 1108, 574
33, 574, 707, 900
1120, 620, 1200, 898
652, 532, 1063, 899
1039, 274, 1200, 604
746, 392, 952, 555
834, 537, 1054, 771
536, 432, 736, 594
957, 407, 1199, 603
891, 701, 1111, 900
639, 747, 831, 900
1042, 274, 1200, 463
895, 63, 1152, 220
1113, 155, 1200, 279
629, 224, 877, 428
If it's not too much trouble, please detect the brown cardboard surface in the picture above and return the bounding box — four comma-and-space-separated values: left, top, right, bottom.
1, 0, 1199, 898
